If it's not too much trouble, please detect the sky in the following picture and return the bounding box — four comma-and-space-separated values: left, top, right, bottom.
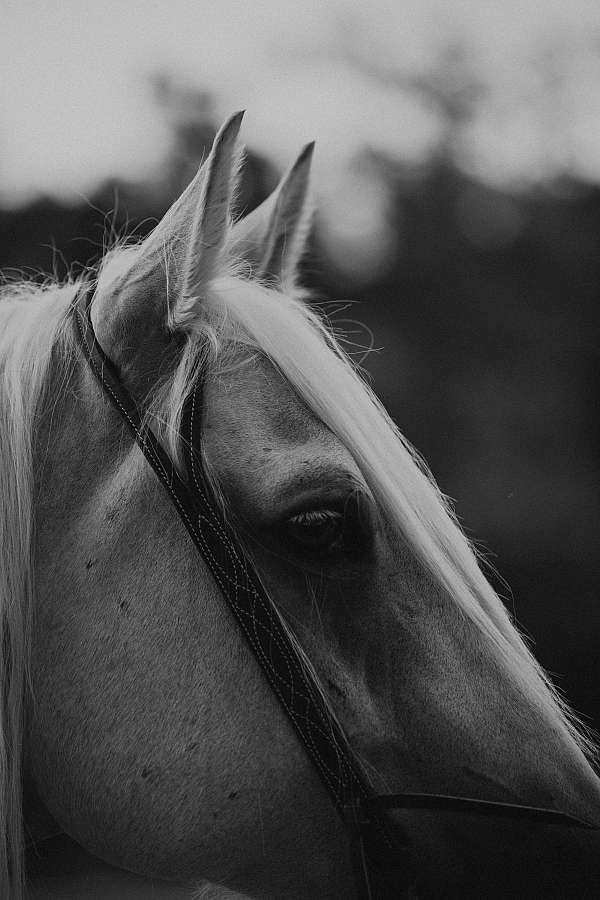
2, 0, 600, 275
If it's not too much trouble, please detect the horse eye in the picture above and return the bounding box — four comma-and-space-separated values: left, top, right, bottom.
285, 509, 345, 552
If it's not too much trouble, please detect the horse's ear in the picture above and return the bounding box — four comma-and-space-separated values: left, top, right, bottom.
138, 110, 244, 325
90, 113, 244, 379
230, 141, 314, 289
171, 111, 245, 327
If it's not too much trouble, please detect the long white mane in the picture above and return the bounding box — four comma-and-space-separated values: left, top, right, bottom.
0, 279, 78, 895
0, 258, 595, 897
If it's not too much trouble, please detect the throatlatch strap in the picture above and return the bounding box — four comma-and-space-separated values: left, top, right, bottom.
71, 286, 416, 897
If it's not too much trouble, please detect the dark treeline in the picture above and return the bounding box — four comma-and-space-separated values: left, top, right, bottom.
1, 100, 599, 735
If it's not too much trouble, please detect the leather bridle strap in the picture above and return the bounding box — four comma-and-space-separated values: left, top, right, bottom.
70, 285, 416, 897
70, 284, 597, 900
359, 792, 597, 828
342, 791, 597, 899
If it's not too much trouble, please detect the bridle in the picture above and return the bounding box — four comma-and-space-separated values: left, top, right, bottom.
66, 284, 596, 899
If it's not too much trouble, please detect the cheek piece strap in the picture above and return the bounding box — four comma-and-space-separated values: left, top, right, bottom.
66, 284, 596, 900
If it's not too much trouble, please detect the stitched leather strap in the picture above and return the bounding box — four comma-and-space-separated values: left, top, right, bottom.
71, 286, 416, 897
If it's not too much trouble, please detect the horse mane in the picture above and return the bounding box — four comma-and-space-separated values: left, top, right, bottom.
0, 278, 79, 897
0, 251, 596, 897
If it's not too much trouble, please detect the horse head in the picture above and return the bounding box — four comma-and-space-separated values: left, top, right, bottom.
2, 113, 599, 898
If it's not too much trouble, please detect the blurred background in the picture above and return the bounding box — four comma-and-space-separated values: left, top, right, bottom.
1, 1, 599, 733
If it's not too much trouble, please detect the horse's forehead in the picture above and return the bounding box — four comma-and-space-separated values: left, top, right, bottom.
205, 350, 331, 447
202, 348, 360, 502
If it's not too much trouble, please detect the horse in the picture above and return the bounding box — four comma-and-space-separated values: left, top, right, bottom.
1, 111, 600, 899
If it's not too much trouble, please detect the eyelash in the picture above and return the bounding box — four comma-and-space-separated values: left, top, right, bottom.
286, 509, 345, 551
283, 497, 372, 559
